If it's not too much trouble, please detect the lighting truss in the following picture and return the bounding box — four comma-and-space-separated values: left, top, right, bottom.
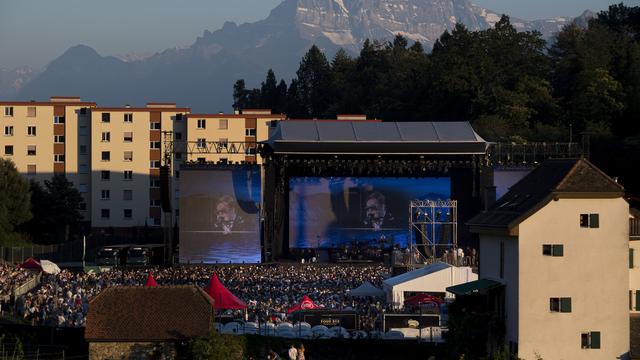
408, 199, 458, 269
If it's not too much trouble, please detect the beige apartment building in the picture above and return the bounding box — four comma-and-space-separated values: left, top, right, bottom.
467, 159, 629, 360
90, 103, 189, 229
629, 210, 640, 313
185, 109, 285, 164
0, 96, 96, 220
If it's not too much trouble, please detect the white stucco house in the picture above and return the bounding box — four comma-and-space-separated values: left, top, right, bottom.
464, 159, 629, 360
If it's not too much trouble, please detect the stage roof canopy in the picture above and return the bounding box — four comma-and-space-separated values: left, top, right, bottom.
262, 121, 488, 155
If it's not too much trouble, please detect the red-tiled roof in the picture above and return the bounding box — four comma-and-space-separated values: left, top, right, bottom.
85, 285, 214, 342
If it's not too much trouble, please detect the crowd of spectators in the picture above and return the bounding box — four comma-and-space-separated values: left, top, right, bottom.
0, 263, 36, 313
9, 264, 391, 328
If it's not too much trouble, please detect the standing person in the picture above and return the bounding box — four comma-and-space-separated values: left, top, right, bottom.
288, 344, 298, 360
296, 344, 305, 360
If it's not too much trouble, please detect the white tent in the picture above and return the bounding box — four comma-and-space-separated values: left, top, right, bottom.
348, 281, 385, 298
382, 262, 477, 309
40, 260, 61, 275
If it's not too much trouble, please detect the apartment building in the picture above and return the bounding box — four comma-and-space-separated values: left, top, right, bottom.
0, 96, 96, 220
466, 159, 629, 359
90, 103, 189, 229
629, 210, 640, 313
186, 109, 285, 164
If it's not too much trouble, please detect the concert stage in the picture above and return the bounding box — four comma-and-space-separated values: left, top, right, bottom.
260, 121, 490, 262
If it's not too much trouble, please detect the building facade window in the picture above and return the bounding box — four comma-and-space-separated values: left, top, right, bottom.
245, 147, 257, 155
550, 297, 572, 312
101, 132, 110, 142
543, 244, 564, 257
4, 145, 13, 155
581, 331, 600, 349
54, 154, 65, 162
175, 132, 182, 140
123, 190, 133, 201
150, 160, 161, 169
27, 145, 36, 156
150, 199, 161, 207
123, 132, 133, 142
101, 171, 110, 180
197, 119, 206, 129
101, 190, 110, 200
79, 164, 88, 174
219, 119, 228, 129
79, 145, 87, 154
150, 122, 161, 130
124, 151, 133, 161
54, 116, 65, 124
27, 107, 36, 117
219, 138, 228, 148
150, 177, 160, 188
102, 113, 110, 122
79, 126, 88, 136
27, 164, 36, 175
150, 141, 161, 149
54, 135, 65, 143
245, 128, 256, 137
580, 213, 599, 228
631, 248, 635, 269
124, 209, 133, 219
101, 151, 110, 161
124, 170, 133, 180
4, 106, 14, 116
197, 138, 206, 148
4, 126, 13, 136
124, 113, 133, 123
27, 126, 36, 136
101, 209, 110, 219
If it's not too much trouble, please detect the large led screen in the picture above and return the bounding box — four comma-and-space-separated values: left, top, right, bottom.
289, 177, 450, 248
180, 168, 261, 263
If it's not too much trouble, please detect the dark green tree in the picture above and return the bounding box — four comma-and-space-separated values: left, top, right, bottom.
232, 79, 250, 111
260, 69, 279, 110
296, 45, 332, 117
0, 159, 31, 245
24, 174, 83, 244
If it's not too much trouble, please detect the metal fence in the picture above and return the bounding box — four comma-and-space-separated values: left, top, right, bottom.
0, 235, 152, 265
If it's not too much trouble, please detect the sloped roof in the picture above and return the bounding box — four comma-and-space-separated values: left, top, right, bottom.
263, 121, 488, 154
383, 262, 451, 287
85, 286, 214, 342
468, 159, 624, 232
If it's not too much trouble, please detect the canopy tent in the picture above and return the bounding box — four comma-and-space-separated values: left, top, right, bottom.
287, 295, 320, 313
145, 273, 158, 287
40, 260, 61, 275
446, 279, 503, 296
348, 282, 385, 298
382, 262, 477, 309
18, 258, 41, 271
203, 273, 247, 310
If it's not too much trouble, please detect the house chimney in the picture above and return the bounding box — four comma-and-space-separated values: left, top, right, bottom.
484, 186, 497, 210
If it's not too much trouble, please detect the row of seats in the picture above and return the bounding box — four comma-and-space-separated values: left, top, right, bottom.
214, 321, 444, 341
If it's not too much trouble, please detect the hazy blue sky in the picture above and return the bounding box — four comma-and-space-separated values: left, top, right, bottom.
0, 0, 630, 69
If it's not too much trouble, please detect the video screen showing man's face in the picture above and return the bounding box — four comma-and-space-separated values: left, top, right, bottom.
215, 195, 240, 234
365, 192, 387, 231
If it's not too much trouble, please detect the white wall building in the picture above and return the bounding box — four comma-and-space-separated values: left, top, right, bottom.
467, 159, 629, 360
383, 262, 477, 308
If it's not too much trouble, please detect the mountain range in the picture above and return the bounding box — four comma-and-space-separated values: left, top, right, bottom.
9, 0, 593, 112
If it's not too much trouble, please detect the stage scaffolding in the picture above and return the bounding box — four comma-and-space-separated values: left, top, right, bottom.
408, 200, 457, 269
